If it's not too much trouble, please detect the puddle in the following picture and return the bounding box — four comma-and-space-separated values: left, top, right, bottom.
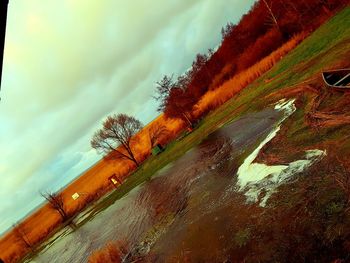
32, 99, 323, 262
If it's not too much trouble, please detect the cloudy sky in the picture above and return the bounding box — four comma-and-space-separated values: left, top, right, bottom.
0, 0, 255, 234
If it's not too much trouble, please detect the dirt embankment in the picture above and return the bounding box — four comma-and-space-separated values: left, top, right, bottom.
255, 60, 350, 168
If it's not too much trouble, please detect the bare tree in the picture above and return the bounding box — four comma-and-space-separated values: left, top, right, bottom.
12, 223, 34, 252
221, 22, 235, 40
262, 0, 280, 30
154, 75, 195, 127
165, 87, 195, 127
153, 74, 174, 113
148, 123, 169, 149
40, 191, 68, 221
91, 114, 143, 167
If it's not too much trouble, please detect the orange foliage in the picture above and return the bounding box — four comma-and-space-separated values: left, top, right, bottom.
236, 28, 284, 72
193, 32, 307, 118
163, 0, 349, 111
88, 241, 128, 263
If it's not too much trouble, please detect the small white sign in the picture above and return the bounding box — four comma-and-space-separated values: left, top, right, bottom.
111, 178, 118, 185
72, 193, 80, 200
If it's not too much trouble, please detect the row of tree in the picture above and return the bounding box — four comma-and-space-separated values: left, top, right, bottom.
153, 0, 350, 125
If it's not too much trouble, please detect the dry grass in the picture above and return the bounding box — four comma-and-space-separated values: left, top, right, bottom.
88, 241, 128, 263
193, 32, 308, 117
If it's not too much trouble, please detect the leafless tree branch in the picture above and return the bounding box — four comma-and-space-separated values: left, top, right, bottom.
148, 123, 169, 148
91, 114, 143, 167
40, 191, 68, 221
12, 223, 34, 252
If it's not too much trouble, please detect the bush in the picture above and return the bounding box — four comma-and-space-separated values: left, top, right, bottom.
88, 241, 128, 263
234, 228, 251, 248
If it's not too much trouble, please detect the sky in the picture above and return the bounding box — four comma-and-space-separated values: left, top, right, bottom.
0, 0, 255, 234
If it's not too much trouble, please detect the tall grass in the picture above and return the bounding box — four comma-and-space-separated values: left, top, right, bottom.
193, 32, 308, 117
88, 241, 127, 263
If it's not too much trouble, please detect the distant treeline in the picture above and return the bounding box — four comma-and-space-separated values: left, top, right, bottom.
157, 0, 349, 124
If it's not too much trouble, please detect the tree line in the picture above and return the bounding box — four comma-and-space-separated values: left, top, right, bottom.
89, 0, 350, 174
155, 0, 350, 124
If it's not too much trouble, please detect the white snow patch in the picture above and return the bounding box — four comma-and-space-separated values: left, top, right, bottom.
237, 125, 288, 188
236, 99, 326, 206
237, 99, 296, 189
274, 98, 297, 117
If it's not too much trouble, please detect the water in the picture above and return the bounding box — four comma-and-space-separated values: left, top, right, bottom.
32, 100, 323, 262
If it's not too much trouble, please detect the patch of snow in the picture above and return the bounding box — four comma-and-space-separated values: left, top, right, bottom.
236, 99, 326, 206
237, 99, 296, 189
274, 98, 296, 118
237, 125, 288, 188
241, 149, 325, 207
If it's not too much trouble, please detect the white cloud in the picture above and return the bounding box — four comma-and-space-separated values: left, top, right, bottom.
0, 0, 255, 234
